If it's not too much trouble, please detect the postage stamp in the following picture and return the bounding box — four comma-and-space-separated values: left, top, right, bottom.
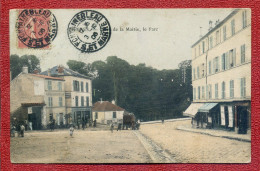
16, 9, 58, 49
9, 9, 251, 164
67, 10, 111, 53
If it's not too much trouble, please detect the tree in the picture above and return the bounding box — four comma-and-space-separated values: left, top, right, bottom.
20, 55, 41, 73
67, 60, 97, 78
66, 57, 193, 122
10, 54, 22, 79
10, 54, 41, 80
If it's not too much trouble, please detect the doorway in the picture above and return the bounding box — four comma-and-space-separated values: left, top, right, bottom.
237, 106, 248, 134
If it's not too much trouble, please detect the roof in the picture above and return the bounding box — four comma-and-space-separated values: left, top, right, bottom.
29, 73, 64, 80
92, 101, 125, 111
191, 9, 240, 48
40, 66, 91, 79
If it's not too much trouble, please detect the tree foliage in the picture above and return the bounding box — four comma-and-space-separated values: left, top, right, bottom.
67, 57, 192, 121
10, 54, 41, 80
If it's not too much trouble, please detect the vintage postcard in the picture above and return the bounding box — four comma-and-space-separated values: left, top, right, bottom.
9, 9, 251, 163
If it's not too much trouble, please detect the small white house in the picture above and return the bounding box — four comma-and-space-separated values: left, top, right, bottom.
92, 101, 124, 124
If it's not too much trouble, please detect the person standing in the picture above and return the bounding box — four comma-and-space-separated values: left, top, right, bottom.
70, 125, 74, 137
110, 123, 114, 133
20, 125, 25, 137
82, 118, 85, 130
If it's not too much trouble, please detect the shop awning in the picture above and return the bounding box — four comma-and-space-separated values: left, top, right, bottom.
198, 103, 218, 113
183, 103, 205, 117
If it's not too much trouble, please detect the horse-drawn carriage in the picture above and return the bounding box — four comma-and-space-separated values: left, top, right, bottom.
122, 112, 140, 130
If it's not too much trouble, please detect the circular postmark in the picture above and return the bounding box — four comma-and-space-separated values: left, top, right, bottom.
16, 9, 58, 48
67, 10, 111, 53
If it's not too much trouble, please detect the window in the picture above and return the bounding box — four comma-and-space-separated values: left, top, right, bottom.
58, 82, 62, 91
231, 19, 235, 36
208, 61, 212, 75
241, 44, 246, 63
222, 82, 226, 99
216, 30, 220, 44
221, 53, 225, 70
199, 45, 201, 55
193, 88, 196, 100
81, 81, 84, 92
194, 48, 196, 57
113, 112, 116, 118
202, 41, 205, 53
95, 112, 98, 119
73, 80, 80, 91
230, 80, 234, 98
215, 83, 218, 99
201, 63, 205, 77
223, 25, 227, 41
229, 49, 236, 68
225, 52, 229, 70
49, 113, 53, 121
202, 86, 205, 99
213, 56, 219, 73
86, 96, 89, 107
242, 10, 247, 28
193, 68, 196, 79
48, 80, 52, 90
222, 53, 229, 71
75, 96, 78, 106
209, 36, 213, 49
197, 66, 200, 79
240, 78, 246, 97
59, 97, 63, 107
81, 96, 84, 106
86, 82, 89, 92
198, 86, 201, 99
48, 97, 53, 107
209, 84, 212, 99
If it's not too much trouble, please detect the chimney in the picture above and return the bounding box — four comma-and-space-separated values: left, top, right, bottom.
22, 66, 28, 74
47, 69, 51, 76
208, 20, 213, 31
100, 98, 103, 104
33, 69, 39, 74
112, 100, 115, 105
58, 65, 64, 75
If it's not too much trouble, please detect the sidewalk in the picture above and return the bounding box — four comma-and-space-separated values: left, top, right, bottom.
176, 125, 251, 143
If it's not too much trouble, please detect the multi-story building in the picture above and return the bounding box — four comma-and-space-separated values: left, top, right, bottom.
184, 9, 251, 134
41, 66, 92, 126
10, 66, 66, 130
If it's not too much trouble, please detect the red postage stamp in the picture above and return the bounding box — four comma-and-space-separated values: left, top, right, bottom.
16, 9, 58, 49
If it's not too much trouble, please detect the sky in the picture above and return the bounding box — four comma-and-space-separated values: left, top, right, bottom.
10, 9, 233, 71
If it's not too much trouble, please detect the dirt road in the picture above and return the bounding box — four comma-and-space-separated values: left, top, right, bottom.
11, 120, 251, 163
11, 129, 152, 163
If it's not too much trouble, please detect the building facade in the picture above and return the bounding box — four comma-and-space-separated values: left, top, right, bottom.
41, 66, 92, 127
10, 67, 66, 130
92, 101, 124, 125
185, 9, 251, 134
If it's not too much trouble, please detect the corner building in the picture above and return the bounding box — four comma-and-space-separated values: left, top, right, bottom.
185, 9, 251, 134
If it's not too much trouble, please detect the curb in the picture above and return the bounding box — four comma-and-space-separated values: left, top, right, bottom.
141, 118, 191, 125
176, 127, 251, 143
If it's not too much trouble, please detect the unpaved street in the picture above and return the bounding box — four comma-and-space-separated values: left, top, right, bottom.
11, 130, 152, 163
11, 120, 251, 163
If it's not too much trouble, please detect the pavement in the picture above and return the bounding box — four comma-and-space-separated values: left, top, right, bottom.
176, 124, 251, 143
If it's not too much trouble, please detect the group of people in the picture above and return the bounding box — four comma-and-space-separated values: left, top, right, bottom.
10, 124, 25, 137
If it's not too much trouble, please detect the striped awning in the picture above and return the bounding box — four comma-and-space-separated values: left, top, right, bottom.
183, 103, 205, 117
198, 103, 218, 113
